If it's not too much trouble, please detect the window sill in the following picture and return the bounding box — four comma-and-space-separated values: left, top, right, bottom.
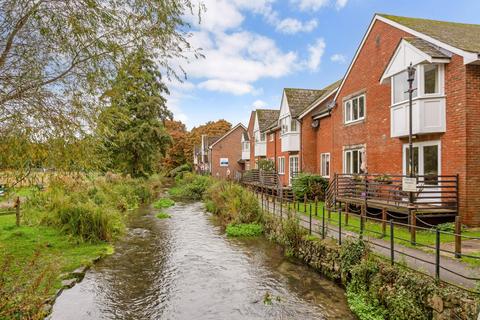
344, 118, 365, 127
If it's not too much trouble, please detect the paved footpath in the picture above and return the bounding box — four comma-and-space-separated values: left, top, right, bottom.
259, 197, 480, 290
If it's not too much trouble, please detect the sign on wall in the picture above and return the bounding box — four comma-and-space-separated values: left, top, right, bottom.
220, 158, 229, 167
402, 177, 417, 192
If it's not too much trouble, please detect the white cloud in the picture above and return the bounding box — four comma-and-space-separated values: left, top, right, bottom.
335, 0, 348, 9
192, 0, 244, 32
252, 99, 268, 109
307, 38, 326, 71
276, 18, 318, 34
330, 53, 347, 63
198, 79, 255, 95
291, 0, 329, 11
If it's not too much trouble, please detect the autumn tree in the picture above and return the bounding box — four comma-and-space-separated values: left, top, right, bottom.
162, 120, 189, 170
185, 120, 232, 162
97, 50, 172, 178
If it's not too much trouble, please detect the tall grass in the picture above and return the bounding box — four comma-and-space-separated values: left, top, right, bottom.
169, 173, 213, 200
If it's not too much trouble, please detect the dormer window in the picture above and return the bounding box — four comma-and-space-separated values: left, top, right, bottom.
344, 95, 365, 124
280, 116, 299, 134
424, 64, 439, 94
290, 119, 298, 132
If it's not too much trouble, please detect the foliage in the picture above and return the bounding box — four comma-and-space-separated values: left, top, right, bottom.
169, 173, 214, 200
435, 222, 466, 232
0, 251, 57, 320
168, 163, 192, 178
280, 216, 307, 249
257, 159, 275, 171
186, 120, 232, 162
153, 198, 175, 209
156, 212, 171, 219
226, 223, 263, 237
292, 173, 329, 201
340, 239, 367, 280
0, 0, 200, 141
346, 290, 388, 320
97, 50, 173, 177
205, 180, 262, 224
162, 120, 190, 170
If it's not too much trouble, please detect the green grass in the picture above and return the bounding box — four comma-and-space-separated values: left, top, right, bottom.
156, 212, 171, 219
226, 223, 263, 237
286, 201, 480, 266
153, 198, 175, 209
0, 214, 113, 291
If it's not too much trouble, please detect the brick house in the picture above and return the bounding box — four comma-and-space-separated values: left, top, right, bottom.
193, 135, 219, 174
248, 109, 279, 168
326, 14, 480, 226
209, 123, 247, 179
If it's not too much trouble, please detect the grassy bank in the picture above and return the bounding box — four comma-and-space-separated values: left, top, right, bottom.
0, 173, 164, 319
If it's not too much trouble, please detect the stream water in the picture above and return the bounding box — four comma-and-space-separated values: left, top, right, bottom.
50, 202, 355, 320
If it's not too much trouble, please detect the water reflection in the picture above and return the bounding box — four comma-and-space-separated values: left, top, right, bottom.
50, 202, 354, 320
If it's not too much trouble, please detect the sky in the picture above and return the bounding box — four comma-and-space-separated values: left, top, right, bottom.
166, 0, 480, 129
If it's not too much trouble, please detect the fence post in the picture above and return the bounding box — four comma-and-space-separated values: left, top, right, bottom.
15, 197, 20, 227
304, 194, 307, 213
454, 216, 461, 259
435, 228, 440, 282
345, 203, 349, 226
322, 206, 326, 239
410, 210, 416, 245
360, 205, 365, 239
390, 220, 394, 266
338, 208, 342, 245
280, 196, 283, 221
315, 196, 318, 216
381, 208, 386, 238
309, 206, 312, 235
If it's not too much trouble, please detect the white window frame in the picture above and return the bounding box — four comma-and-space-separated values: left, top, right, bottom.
289, 155, 299, 185
343, 147, 364, 174
278, 157, 285, 175
391, 64, 445, 107
269, 133, 274, 142
260, 132, 266, 142
344, 94, 366, 124
402, 140, 441, 176
320, 153, 330, 178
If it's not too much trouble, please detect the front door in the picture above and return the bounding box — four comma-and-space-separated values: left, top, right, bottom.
289, 155, 299, 185
403, 141, 441, 201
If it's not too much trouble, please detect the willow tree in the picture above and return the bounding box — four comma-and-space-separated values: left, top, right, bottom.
0, 0, 201, 178
98, 50, 173, 178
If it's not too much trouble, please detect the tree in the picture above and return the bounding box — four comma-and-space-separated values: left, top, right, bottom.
0, 0, 202, 140
186, 120, 232, 163
162, 120, 189, 170
97, 50, 172, 178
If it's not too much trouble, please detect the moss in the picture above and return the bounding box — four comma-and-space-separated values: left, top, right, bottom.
226, 223, 263, 237
153, 198, 175, 209
156, 212, 171, 219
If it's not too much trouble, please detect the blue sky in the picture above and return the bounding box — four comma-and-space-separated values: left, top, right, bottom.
166, 0, 480, 129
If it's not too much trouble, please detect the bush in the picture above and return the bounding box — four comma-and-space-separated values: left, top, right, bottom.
205, 180, 262, 224
226, 223, 263, 237
257, 159, 275, 171
156, 212, 171, 219
168, 163, 191, 178
169, 173, 213, 200
292, 173, 329, 201
153, 198, 175, 209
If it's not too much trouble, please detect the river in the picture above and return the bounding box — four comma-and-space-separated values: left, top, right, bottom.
49, 201, 355, 320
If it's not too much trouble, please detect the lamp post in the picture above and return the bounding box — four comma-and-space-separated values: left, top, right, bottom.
407, 63, 416, 211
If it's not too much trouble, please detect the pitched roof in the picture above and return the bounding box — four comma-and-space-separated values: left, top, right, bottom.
209, 123, 247, 149
256, 109, 279, 131
403, 37, 451, 59
379, 14, 480, 53
297, 80, 342, 119
207, 136, 220, 146
284, 88, 326, 118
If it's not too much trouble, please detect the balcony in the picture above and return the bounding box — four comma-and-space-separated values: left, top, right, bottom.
242, 150, 250, 160
281, 132, 300, 152
391, 97, 446, 138
254, 142, 266, 157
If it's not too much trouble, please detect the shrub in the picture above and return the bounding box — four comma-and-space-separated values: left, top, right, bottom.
170, 173, 213, 200
168, 163, 191, 178
153, 198, 175, 209
257, 159, 275, 171
292, 173, 329, 201
280, 216, 307, 249
226, 223, 263, 237
156, 212, 171, 219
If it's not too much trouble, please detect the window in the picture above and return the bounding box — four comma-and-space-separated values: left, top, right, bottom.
289, 155, 299, 184
290, 119, 298, 132
344, 95, 365, 124
320, 153, 330, 178
242, 141, 250, 152
260, 132, 266, 142
344, 148, 364, 174
424, 64, 439, 94
278, 157, 285, 174
280, 117, 289, 134
403, 141, 440, 185
269, 133, 274, 142
392, 70, 418, 104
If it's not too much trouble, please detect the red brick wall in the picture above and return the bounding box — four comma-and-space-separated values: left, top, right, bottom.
266, 131, 277, 164
211, 126, 245, 179
330, 19, 477, 225
273, 129, 291, 186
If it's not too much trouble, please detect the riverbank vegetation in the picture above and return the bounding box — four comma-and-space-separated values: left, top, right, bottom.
226, 223, 263, 237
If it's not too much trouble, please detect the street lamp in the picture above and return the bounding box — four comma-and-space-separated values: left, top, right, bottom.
407, 62, 416, 211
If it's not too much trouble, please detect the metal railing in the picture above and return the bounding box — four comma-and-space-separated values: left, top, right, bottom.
247, 185, 480, 293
